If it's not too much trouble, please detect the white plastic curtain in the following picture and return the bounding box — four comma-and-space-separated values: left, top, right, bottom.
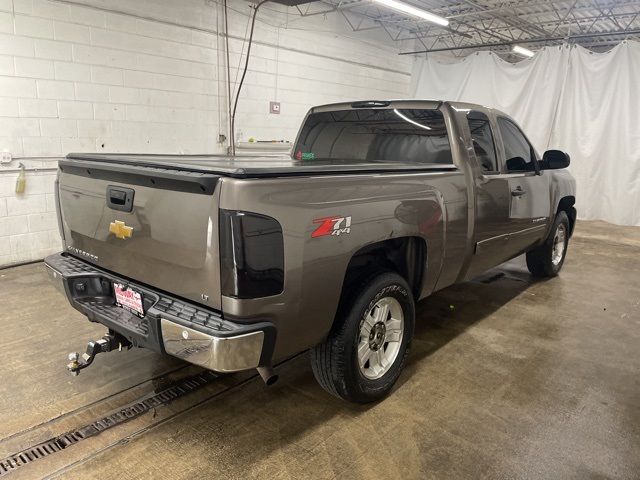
410, 41, 640, 226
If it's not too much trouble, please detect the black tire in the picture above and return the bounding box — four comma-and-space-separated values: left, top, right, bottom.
310, 272, 415, 403
526, 211, 570, 277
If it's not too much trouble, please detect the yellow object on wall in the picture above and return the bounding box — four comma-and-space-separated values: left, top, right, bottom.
15, 163, 26, 194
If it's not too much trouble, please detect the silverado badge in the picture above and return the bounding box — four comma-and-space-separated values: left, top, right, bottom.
109, 220, 133, 239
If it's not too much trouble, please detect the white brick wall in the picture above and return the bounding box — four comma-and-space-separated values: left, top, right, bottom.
0, 0, 411, 267
0, 161, 61, 266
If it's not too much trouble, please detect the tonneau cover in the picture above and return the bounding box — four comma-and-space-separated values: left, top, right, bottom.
65, 153, 458, 178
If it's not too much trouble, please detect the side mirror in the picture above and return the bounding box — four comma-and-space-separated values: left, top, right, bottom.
541, 150, 570, 170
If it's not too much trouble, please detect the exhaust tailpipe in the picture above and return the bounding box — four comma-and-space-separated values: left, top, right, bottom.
257, 366, 278, 385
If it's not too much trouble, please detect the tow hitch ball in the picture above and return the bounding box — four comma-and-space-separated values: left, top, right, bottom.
67, 331, 131, 376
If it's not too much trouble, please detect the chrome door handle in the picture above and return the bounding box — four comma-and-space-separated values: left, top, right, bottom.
511, 187, 526, 197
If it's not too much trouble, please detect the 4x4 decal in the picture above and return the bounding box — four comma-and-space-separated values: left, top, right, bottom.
311, 216, 352, 238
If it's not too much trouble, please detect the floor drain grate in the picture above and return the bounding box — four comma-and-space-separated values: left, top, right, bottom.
0, 371, 216, 477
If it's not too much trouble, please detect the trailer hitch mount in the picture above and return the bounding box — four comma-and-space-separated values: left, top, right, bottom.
67, 331, 131, 376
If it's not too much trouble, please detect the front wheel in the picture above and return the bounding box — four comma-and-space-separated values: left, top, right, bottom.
526, 211, 570, 277
310, 272, 415, 403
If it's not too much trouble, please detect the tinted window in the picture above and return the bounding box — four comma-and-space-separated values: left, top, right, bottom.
497, 117, 536, 172
466, 111, 497, 172
294, 109, 452, 165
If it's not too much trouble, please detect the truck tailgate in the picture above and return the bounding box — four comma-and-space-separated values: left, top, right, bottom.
57, 159, 222, 310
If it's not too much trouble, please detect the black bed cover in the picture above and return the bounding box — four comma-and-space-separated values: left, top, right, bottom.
63, 153, 458, 179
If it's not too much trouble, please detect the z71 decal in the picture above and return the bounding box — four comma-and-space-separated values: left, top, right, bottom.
312, 216, 352, 238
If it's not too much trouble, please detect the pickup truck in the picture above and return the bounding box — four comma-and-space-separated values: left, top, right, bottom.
45, 100, 576, 403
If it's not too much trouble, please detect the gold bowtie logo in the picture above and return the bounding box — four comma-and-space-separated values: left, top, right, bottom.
109, 220, 133, 239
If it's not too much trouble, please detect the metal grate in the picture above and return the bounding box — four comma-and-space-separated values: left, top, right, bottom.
0, 371, 216, 477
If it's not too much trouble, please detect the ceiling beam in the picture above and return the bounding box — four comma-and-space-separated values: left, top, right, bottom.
399, 28, 640, 55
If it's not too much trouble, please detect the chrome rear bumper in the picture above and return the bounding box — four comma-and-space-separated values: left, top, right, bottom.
161, 319, 265, 372
44, 252, 276, 373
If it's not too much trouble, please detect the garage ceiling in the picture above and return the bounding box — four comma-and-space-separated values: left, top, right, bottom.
289, 0, 640, 58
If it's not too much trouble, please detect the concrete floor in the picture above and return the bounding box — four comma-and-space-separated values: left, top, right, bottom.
0, 220, 638, 479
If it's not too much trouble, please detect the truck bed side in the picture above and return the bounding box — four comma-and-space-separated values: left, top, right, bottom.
218, 171, 469, 361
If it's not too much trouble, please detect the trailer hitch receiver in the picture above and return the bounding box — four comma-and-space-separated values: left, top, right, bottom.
67, 331, 131, 376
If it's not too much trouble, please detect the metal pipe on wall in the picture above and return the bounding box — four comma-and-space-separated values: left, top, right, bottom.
0, 157, 60, 173
223, 0, 234, 155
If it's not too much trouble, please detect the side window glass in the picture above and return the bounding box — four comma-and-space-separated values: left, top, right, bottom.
497, 117, 535, 172
466, 111, 497, 173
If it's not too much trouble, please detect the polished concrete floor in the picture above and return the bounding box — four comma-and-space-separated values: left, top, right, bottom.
0, 220, 638, 479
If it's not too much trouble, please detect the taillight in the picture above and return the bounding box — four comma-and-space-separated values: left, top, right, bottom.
219, 210, 284, 298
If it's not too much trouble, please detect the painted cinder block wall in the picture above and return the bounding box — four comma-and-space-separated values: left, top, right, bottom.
0, 0, 411, 267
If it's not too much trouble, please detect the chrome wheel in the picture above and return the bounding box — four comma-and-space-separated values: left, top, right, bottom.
358, 297, 404, 380
551, 223, 567, 266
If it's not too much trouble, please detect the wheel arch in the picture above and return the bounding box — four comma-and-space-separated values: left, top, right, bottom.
556, 195, 576, 236
338, 236, 426, 307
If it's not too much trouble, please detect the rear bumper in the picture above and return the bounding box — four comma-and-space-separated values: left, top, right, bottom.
44, 253, 276, 372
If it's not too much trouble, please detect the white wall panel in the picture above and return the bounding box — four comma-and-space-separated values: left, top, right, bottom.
0, 0, 410, 266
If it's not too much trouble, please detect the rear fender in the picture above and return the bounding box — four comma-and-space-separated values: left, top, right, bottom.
218, 174, 458, 360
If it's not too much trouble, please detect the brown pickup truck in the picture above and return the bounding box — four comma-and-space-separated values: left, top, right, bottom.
45, 100, 576, 403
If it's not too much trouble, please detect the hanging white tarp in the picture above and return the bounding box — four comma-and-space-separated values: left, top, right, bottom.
410, 41, 640, 226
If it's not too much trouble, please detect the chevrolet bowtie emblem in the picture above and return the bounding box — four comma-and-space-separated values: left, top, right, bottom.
109, 220, 133, 239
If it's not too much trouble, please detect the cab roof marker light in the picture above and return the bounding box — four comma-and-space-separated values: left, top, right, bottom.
372, 0, 449, 26
512, 45, 535, 57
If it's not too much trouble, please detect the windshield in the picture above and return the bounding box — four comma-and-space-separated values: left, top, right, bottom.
293, 108, 452, 165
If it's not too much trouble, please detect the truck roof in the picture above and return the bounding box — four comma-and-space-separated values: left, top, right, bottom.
309, 99, 507, 118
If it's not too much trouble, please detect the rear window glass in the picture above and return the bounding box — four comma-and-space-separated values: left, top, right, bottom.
293, 108, 453, 165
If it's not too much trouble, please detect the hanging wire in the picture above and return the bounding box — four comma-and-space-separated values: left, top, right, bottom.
229, 0, 270, 155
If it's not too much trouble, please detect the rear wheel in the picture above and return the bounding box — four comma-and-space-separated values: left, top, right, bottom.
310, 272, 415, 403
526, 211, 570, 277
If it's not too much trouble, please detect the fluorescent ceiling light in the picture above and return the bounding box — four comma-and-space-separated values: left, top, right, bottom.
394, 109, 431, 130
512, 45, 535, 57
372, 0, 449, 26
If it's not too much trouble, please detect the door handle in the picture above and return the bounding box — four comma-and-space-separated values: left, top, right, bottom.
106, 185, 135, 212
511, 186, 526, 197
